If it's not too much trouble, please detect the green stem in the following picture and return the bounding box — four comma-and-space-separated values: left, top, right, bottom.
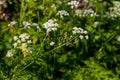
48, 36, 77, 53
37, 34, 48, 55
20, 0, 25, 24
98, 32, 117, 52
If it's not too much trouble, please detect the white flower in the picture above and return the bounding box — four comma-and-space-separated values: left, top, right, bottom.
21, 38, 26, 42
13, 36, 18, 41
73, 27, 89, 40
73, 27, 80, 34
107, 1, 120, 18
75, 8, 96, 17
50, 41, 55, 46
73, 27, 85, 34
13, 43, 18, 48
17, 40, 21, 44
79, 35, 84, 39
68, 0, 80, 9
32, 23, 39, 26
6, 49, 14, 57
13, 33, 32, 50
23, 21, 31, 27
93, 21, 99, 28
19, 33, 30, 39
83, 9, 96, 17
8, 21, 17, 26
36, 26, 41, 32
75, 10, 83, 16
22, 43, 27, 47
83, 30, 88, 34
19, 33, 30, 42
56, 10, 69, 18
85, 35, 89, 40
43, 19, 59, 33
27, 40, 32, 44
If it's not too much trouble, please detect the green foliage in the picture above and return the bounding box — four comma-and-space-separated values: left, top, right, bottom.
0, 0, 120, 80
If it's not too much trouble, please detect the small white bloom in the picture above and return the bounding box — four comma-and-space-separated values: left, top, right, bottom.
85, 35, 89, 40
8, 21, 17, 26
21, 38, 26, 42
22, 43, 27, 47
19, 33, 30, 39
13, 43, 18, 48
27, 40, 32, 44
56, 10, 69, 18
79, 35, 84, 39
72, 31, 77, 34
75, 10, 83, 16
13, 36, 18, 41
43, 19, 59, 32
51, 28, 57, 31
32, 23, 39, 26
83, 9, 96, 17
73, 27, 80, 34
107, 1, 120, 18
73, 27, 89, 40
6, 49, 14, 57
17, 39, 21, 44
93, 21, 99, 28
83, 31, 88, 34
23, 21, 31, 27
73, 27, 84, 34
50, 41, 55, 46
68, 1, 80, 9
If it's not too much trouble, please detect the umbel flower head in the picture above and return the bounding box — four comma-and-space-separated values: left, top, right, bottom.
13, 33, 33, 57
6, 49, 15, 57
56, 10, 69, 18
43, 19, 59, 33
13, 33, 32, 48
68, 0, 80, 9
106, 1, 120, 18
73, 27, 89, 40
20, 21, 41, 32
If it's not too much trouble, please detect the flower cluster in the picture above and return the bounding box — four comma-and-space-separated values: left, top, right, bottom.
68, 0, 96, 17
8, 21, 17, 26
107, 1, 120, 18
56, 10, 69, 18
20, 21, 41, 32
13, 33, 32, 48
73, 27, 89, 39
43, 19, 59, 33
83, 9, 96, 17
68, 0, 80, 9
6, 49, 15, 57
75, 9, 96, 17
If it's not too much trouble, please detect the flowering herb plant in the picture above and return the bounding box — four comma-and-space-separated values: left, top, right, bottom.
0, 0, 120, 80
